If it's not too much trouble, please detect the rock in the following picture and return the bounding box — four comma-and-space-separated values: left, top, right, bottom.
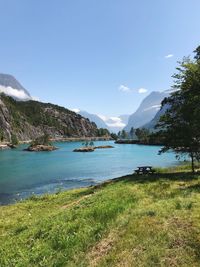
25, 145, 58, 152
94, 145, 114, 149
73, 145, 114, 152
0, 144, 10, 150
7, 144, 17, 149
73, 147, 95, 152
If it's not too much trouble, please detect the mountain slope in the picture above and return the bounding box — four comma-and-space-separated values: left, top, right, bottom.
78, 110, 108, 129
143, 104, 170, 131
0, 94, 98, 142
0, 73, 31, 100
124, 90, 170, 131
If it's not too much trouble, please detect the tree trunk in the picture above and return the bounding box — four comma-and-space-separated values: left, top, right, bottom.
191, 152, 195, 173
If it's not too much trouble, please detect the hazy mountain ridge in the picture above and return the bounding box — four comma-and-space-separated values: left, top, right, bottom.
76, 110, 129, 133
124, 90, 171, 131
78, 111, 109, 130
142, 104, 170, 131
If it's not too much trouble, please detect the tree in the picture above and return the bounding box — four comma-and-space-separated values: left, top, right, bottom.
110, 133, 118, 140
97, 128, 110, 137
121, 130, 128, 139
157, 46, 200, 173
11, 134, 19, 146
135, 128, 150, 143
31, 133, 52, 146
129, 127, 135, 139
117, 131, 121, 138
89, 141, 94, 147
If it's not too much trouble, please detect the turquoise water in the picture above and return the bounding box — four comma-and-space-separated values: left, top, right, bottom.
0, 141, 178, 204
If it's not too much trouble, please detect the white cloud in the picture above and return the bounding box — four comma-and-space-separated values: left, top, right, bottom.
97, 114, 108, 121
118, 85, 131, 93
138, 88, 148, 94
106, 121, 126, 128
98, 115, 126, 128
144, 104, 161, 111
165, 54, 174, 59
0, 85, 31, 100
71, 108, 80, 113
31, 96, 40, 101
119, 85, 148, 94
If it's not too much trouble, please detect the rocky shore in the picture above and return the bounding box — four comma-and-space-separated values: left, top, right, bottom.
0, 143, 17, 150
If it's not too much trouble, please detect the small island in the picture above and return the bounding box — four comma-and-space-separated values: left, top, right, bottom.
25, 134, 58, 152
73, 141, 114, 152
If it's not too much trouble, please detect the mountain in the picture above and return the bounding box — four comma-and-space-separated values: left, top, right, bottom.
0, 94, 98, 142
0, 73, 31, 100
142, 103, 170, 131
77, 111, 130, 133
78, 111, 108, 129
124, 90, 170, 131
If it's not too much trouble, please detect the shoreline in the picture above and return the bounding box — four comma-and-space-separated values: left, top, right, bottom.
0, 162, 190, 206
2, 164, 200, 266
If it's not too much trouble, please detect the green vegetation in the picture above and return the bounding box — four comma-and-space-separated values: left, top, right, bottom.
1, 165, 200, 266
0, 94, 98, 141
31, 134, 52, 146
10, 133, 19, 146
157, 45, 200, 172
97, 128, 110, 137
110, 132, 118, 140
135, 128, 150, 142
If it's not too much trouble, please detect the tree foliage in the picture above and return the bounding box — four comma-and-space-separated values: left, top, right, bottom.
135, 128, 150, 143
157, 46, 200, 172
97, 128, 110, 137
31, 134, 52, 146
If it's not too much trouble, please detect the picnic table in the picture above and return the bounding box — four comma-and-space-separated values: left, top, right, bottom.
134, 166, 155, 175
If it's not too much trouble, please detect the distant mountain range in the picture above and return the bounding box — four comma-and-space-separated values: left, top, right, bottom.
75, 110, 129, 133
78, 111, 108, 129
124, 90, 172, 131
0, 73, 173, 137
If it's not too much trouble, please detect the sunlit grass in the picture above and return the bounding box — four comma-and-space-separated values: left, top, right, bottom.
1, 165, 200, 266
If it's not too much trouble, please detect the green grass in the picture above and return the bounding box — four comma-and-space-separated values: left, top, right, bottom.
1, 166, 200, 266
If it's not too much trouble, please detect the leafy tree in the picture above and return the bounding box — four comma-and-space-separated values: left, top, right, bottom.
97, 128, 110, 137
31, 134, 52, 146
11, 133, 19, 145
89, 141, 94, 147
129, 127, 135, 139
157, 46, 200, 173
135, 128, 150, 143
121, 130, 128, 139
110, 133, 118, 140
117, 131, 121, 138
0, 130, 4, 142
82, 141, 89, 147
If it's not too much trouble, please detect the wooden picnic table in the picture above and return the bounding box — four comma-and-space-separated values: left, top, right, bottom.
134, 166, 155, 175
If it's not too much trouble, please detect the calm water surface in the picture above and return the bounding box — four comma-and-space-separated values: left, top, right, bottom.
0, 141, 178, 204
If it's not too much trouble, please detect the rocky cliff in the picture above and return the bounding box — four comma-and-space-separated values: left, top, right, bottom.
0, 94, 98, 142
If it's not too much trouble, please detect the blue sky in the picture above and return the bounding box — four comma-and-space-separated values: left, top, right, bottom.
0, 0, 199, 116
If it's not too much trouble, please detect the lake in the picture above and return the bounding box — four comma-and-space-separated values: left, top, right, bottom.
0, 141, 178, 204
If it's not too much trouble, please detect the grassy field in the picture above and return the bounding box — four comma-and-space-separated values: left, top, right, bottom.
1, 166, 200, 266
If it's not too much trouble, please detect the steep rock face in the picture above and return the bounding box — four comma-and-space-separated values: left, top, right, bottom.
142, 104, 170, 131
0, 94, 98, 142
124, 90, 170, 131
